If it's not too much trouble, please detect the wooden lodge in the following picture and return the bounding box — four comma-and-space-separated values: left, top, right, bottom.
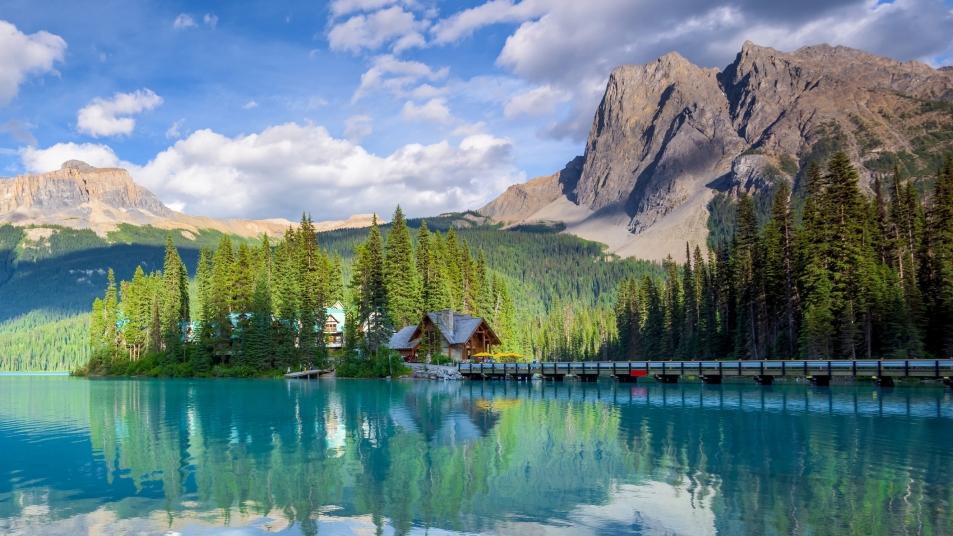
388, 309, 501, 363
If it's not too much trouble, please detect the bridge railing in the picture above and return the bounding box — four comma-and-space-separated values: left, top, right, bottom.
458, 359, 953, 378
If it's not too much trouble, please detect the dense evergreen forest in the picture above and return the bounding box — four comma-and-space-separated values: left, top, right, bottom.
616, 152, 953, 361
81, 208, 661, 376
0, 224, 255, 371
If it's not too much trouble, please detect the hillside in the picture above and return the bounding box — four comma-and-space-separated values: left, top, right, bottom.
479, 42, 953, 261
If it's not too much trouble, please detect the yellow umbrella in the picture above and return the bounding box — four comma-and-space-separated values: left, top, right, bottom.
472, 352, 493, 357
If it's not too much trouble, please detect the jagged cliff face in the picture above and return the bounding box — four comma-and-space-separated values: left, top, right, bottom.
0, 161, 376, 238
576, 53, 743, 233
480, 42, 953, 261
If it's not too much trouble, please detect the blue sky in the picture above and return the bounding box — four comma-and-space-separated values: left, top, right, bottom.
2, 0, 952, 221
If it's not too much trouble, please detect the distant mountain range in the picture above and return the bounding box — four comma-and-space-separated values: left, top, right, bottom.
479, 41, 953, 261
0, 160, 377, 238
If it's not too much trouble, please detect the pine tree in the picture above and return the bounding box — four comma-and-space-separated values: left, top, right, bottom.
160, 236, 188, 364
475, 249, 494, 320
445, 227, 464, 309
351, 215, 392, 353
384, 206, 420, 328
242, 273, 274, 370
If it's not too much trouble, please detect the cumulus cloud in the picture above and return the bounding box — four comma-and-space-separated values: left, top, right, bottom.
243, 100, 258, 109
503, 85, 571, 119
20, 142, 129, 173
352, 54, 449, 102
344, 115, 373, 141
203, 13, 219, 28
431, 0, 547, 44
0, 20, 67, 105
21, 123, 519, 221
77, 89, 163, 137
0, 119, 37, 146
173, 14, 197, 29
401, 98, 452, 123
422, 0, 953, 140
328, 6, 427, 53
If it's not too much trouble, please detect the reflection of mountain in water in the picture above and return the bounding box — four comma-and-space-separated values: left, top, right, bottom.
1, 378, 952, 535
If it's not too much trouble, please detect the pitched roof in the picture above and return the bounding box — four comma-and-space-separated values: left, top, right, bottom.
388, 326, 420, 350
426, 310, 498, 345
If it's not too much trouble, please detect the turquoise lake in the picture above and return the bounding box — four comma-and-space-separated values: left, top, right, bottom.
1, 377, 952, 535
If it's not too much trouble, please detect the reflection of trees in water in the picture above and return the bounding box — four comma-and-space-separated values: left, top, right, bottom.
612, 384, 953, 535
4, 379, 952, 535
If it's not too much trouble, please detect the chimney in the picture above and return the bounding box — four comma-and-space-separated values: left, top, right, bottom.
440, 309, 454, 339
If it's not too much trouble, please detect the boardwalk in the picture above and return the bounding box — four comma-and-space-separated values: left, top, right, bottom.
459, 359, 953, 386
284, 368, 333, 379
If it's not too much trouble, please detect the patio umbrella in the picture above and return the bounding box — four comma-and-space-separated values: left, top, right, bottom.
472, 352, 493, 357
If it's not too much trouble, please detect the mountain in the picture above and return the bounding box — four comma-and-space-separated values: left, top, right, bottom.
0, 160, 378, 238
480, 42, 953, 261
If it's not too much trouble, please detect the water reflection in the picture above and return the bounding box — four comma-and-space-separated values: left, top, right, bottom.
1, 377, 951, 535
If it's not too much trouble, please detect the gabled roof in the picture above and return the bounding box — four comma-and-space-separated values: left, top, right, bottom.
388, 326, 420, 350
424, 310, 500, 346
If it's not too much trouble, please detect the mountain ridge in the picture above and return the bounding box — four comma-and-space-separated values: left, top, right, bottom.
479, 41, 953, 261
0, 161, 379, 238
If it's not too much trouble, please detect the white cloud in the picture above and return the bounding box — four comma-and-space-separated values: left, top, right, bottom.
166, 119, 185, 139
20, 142, 128, 173
21, 123, 520, 220
173, 14, 197, 29
401, 98, 452, 123
344, 115, 373, 141
352, 54, 449, 102
0, 20, 67, 105
308, 96, 328, 109
431, 0, 547, 44
503, 84, 571, 119
452, 122, 486, 136
330, 0, 402, 17
76, 89, 163, 137
243, 100, 258, 109
328, 6, 427, 53
203, 13, 219, 28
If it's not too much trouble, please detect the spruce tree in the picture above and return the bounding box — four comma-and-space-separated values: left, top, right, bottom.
384, 206, 420, 328
160, 236, 188, 364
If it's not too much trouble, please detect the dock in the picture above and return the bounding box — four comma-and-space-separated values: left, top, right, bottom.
284, 368, 333, 379
458, 359, 953, 386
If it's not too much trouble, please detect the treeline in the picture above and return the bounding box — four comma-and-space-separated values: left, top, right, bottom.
0, 311, 88, 371
86, 217, 346, 376
84, 208, 520, 376
616, 152, 953, 361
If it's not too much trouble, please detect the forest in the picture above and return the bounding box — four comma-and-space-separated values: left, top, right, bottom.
616, 152, 953, 361
81, 207, 658, 377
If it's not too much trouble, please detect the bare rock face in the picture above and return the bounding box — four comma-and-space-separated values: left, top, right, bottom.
0, 162, 173, 222
480, 41, 953, 260
576, 52, 743, 233
478, 156, 583, 225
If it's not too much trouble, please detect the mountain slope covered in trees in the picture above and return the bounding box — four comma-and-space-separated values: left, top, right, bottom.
616, 152, 953, 361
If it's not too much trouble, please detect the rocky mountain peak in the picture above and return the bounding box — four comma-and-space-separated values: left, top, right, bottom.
61, 160, 97, 172
478, 41, 953, 261
0, 163, 371, 238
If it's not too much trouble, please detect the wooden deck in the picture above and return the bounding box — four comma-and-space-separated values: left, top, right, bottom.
284, 368, 333, 379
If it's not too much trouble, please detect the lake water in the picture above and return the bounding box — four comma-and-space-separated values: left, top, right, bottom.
1, 377, 952, 535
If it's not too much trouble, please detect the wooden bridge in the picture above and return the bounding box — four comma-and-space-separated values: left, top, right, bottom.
458, 360, 953, 386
